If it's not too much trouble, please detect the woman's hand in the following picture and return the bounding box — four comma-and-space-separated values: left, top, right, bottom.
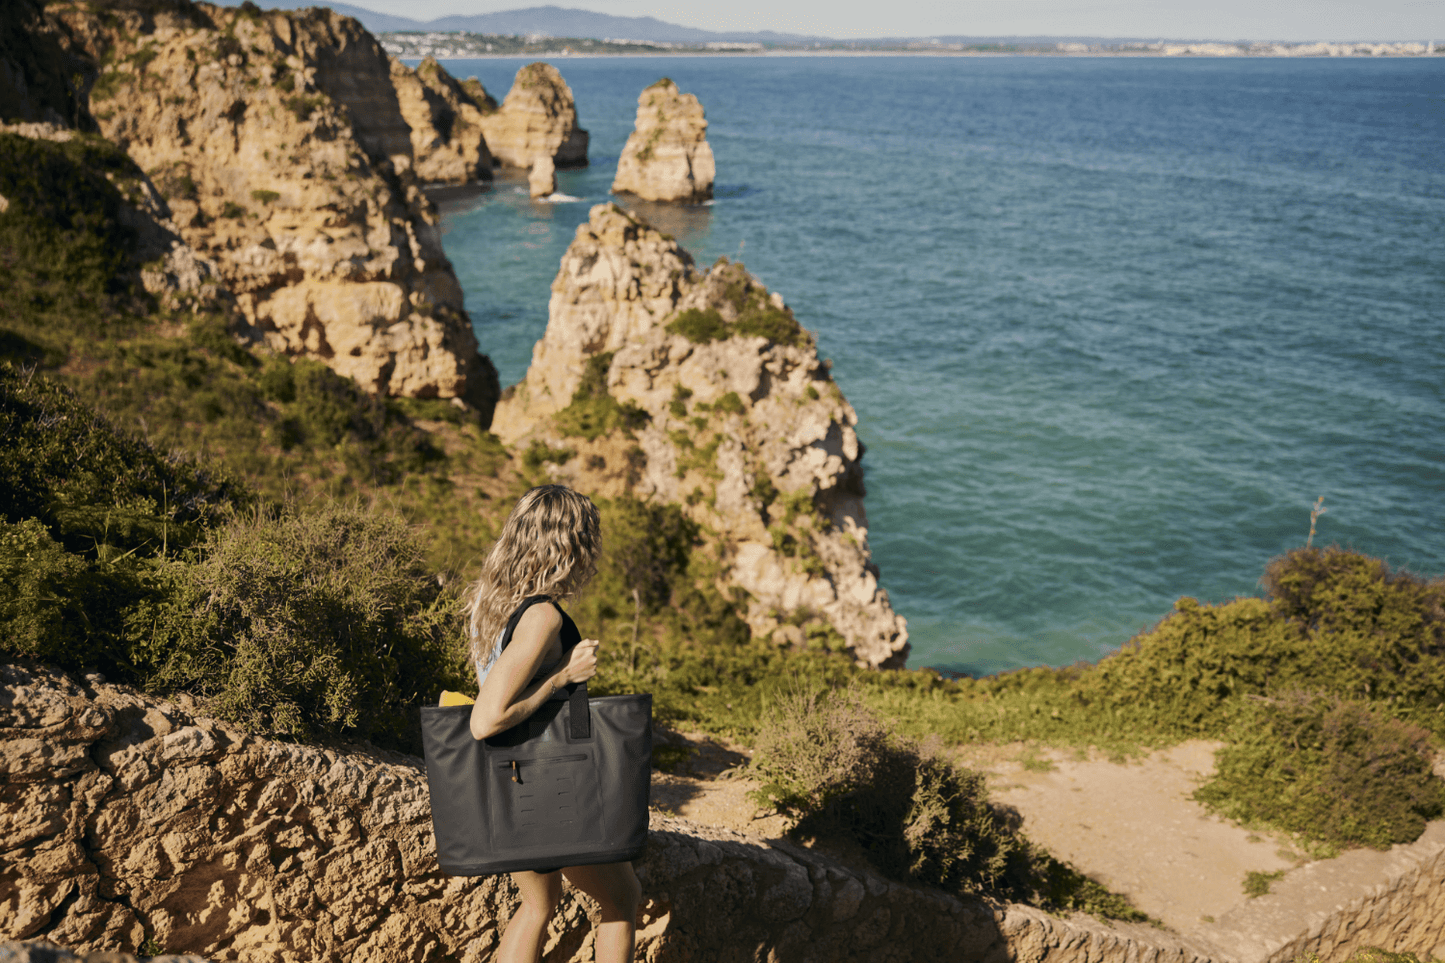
560, 638, 600, 685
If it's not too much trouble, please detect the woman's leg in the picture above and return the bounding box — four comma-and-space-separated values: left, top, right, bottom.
562, 861, 641, 963
497, 869, 562, 963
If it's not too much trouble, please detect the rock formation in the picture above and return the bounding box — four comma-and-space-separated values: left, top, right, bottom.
47, 1, 497, 411
492, 203, 909, 668
388, 56, 494, 185
0, 662, 1224, 963
478, 61, 588, 169
611, 78, 715, 204
528, 154, 556, 198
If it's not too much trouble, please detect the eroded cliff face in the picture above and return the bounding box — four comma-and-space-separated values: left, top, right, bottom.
492, 204, 908, 668
478, 61, 588, 170
0, 663, 1221, 963
50, 1, 497, 410
388, 56, 494, 185
611, 79, 714, 204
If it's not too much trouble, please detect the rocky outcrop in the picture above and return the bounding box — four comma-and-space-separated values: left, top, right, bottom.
478, 61, 588, 170
492, 204, 908, 668
48, 1, 497, 411
388, 56, 494, 185
1, 663, 1222, 963
528, 154, 556, 198
611, 78, 714, 204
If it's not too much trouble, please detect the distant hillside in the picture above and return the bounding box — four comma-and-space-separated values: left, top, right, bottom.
213, 1, 828, 44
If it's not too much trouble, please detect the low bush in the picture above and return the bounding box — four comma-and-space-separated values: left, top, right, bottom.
149, 503, 469, 751
1195, 692, 1445, 852
749, 683, 1148, 919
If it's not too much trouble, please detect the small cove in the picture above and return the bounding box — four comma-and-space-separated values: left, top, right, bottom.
430, 55, 1445, 675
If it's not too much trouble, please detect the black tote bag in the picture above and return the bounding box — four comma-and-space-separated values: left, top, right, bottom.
420, 604, 652, 875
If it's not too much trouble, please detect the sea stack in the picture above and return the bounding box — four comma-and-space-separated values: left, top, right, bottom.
528, 155, 556, 198
493, 203, 908, 668
611, 78, 715, 204
478, 62, 588, 169
389, 56, 496, 183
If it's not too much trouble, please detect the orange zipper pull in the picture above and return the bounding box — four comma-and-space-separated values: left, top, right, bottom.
511, 759, 521, 784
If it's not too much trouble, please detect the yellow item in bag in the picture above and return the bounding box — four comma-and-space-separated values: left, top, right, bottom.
439, 690, 475, 707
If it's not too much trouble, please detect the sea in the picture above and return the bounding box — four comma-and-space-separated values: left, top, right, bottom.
426, 55, 1445, 677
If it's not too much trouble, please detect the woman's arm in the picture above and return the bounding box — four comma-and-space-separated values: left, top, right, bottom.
470, 604, 600, 740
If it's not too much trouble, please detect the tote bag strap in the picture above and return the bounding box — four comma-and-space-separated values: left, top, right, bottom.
501, 595, 592, 740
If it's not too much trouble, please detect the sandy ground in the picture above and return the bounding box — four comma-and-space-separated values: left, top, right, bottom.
971, 740, 1298, 936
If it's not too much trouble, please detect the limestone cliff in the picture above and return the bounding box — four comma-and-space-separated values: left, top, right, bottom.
49, 1, 497, 410
0, 663, 1220, 963
611, 78, 715, 204
492, 204, 908, 668
388, 56, 494, 185
478, 61, 588, 170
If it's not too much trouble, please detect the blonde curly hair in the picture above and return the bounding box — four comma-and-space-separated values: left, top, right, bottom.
465, 485, 602, 665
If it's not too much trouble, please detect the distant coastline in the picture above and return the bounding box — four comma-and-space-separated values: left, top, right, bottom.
381, 32, 1442, 60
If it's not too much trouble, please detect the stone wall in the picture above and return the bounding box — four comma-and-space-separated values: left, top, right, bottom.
0, 662, 1218, 963
1205, 822, 1445, 963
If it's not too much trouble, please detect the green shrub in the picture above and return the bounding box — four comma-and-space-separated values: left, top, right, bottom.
1195, 692, 1445, 851
150, 503, 467, 751
749, 683, 1148, 920
249, 189, 279, 204
283, 93, 325, 121
552, 352, 649, 441
666, 308, 728, 344
0, 363, 248, 558
1243, 869, 1284, 897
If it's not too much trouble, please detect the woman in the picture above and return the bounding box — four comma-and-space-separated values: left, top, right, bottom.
465, 484, 641, 963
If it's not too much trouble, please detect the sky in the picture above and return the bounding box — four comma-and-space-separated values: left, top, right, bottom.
336, 0, 1445, 40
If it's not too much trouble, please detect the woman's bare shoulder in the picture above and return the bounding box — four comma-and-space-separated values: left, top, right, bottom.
513, 599, 564, 639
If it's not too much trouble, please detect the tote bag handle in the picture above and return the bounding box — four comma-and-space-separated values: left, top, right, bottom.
567, 681, 591, 739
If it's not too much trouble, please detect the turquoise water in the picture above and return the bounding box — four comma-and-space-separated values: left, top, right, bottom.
433, 56, 1445, 676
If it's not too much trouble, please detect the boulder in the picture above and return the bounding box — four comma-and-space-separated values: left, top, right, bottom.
492, 204, 909, 668
49, 2, 498, 412
478, 61, 588, 169
528, 153, 556, 198
388, 56, 494, 184
611, 78, 715, 203
0, 663, 1221, 963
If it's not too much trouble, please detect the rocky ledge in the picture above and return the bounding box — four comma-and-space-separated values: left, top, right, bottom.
0, 663, 1220, 963
611, 78, 715, 204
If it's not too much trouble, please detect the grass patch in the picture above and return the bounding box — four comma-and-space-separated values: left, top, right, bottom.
552, 352, 649, 441
1243, 869, 1285, 898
